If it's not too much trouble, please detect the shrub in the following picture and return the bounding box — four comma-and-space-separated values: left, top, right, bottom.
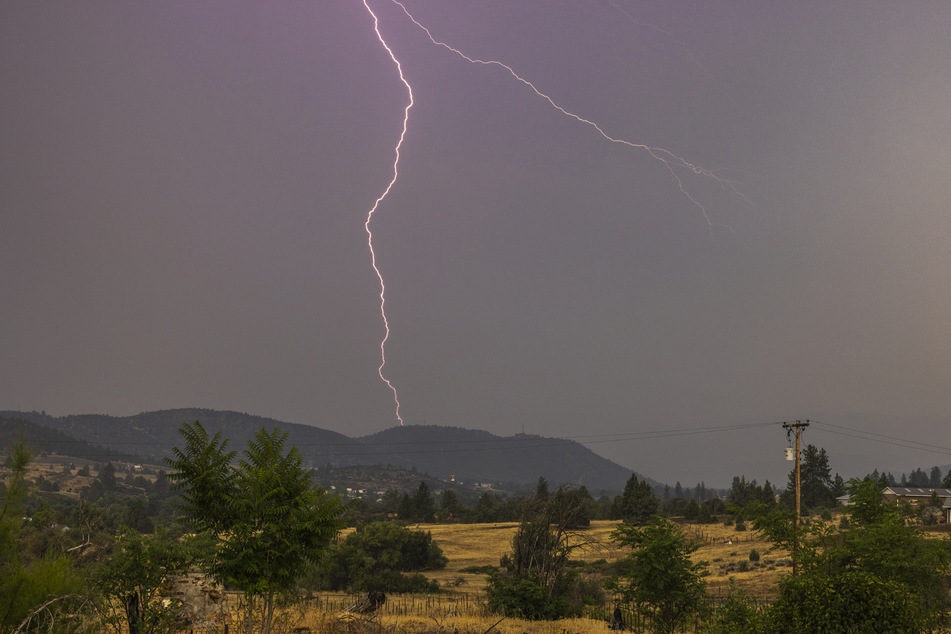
487, 573, 562, 620
313, 521, 446, 593
609, 517, 707, 634
764, 570, 921, 633
459, 564, 497, 574
700, 578, 763, 634
748, 548, 760, 562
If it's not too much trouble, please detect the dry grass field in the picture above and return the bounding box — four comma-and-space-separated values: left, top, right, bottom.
416, 519, 789, 602
291, 519, 789, 633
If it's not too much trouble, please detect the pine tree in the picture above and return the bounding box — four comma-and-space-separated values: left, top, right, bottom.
413, 481, 435, 522
786, 444, 834, 509
929, 466, 942, 488
614, 474, 659, 524
534, 476, 550, 500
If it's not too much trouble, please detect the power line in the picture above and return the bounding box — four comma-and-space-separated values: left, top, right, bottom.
809, 419, 951, 457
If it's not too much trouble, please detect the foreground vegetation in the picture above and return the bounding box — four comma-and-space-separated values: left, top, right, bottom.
2, 419, 951, 633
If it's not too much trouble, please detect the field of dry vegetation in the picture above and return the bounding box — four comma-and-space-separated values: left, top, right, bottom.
286, 519, 790, 633
420, 519, 789, 601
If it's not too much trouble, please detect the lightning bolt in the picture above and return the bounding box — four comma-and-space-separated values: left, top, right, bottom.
607, 0, 708, 72
388, 0, 746, 231
362, 0, 412, 425
361, 0, 746, 426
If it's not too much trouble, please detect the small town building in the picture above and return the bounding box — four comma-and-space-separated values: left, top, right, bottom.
883, 487, 951, 523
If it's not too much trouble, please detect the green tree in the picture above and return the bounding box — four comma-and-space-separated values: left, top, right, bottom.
314, 521, 444, 593
96, 530, 191, 634
684, 498, 700, 520
613, 474, 659, 524
559, 486, 593, 528
380, 489, 401, 517
122, 497, 153, 534
728, 475, 756, 507
397, 492, 414, 521
412, 481, 435, 523
907, 467, 929, 487
609, 516, 707, 634
784, 445, 835, 510
760, 480, 776, 506
930, 466, 942, 488
534, 476, 550, 500
166, 421, 343, 634
99, 462, 118, 490
437, 489, 461, 522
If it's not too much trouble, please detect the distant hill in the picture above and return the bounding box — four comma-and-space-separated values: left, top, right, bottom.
1, 408, 360, 466
352, 425, 634, 493
0, 415, 143, 465
1, 409, 635, 494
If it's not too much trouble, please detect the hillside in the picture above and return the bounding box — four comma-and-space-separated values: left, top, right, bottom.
353, 425, 634, 493
1, 408, 360, 466
0, 415, 143, 465
1, 409, 635, 494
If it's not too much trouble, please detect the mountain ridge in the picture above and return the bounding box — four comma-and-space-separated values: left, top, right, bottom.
1, 409, 636, 494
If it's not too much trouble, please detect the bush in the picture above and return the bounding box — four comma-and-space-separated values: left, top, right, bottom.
764, 570, 921, 633
748, 548, 760, 562
700, 578, 763, 634
459, 564, 497, 574
486, 568, 601, 621
312, 521, 446, 593
487, 573, 561, 620
734, 520, 747, 531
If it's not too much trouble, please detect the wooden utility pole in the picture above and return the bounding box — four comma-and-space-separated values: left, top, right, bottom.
783, 420, 809, 576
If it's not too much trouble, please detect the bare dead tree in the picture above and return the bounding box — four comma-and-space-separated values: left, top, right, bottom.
507, 485, 599, 596
12, 594, 104, 634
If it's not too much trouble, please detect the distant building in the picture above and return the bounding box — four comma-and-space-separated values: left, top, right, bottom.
883, 487, 951, 523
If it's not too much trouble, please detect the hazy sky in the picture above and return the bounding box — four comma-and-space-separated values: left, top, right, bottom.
3, 1, 950, 487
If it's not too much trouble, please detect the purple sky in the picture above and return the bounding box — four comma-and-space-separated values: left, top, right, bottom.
3, 1, 950, 486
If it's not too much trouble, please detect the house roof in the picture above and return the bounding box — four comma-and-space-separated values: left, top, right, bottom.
884, 487, 951, 497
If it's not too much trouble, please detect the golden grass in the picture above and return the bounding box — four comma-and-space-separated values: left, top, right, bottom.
681, 522, 790, 601
287, 600, 616, 633
414, 519, 788, 602
207, 519, 794, 632
278, 519, 788, 632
